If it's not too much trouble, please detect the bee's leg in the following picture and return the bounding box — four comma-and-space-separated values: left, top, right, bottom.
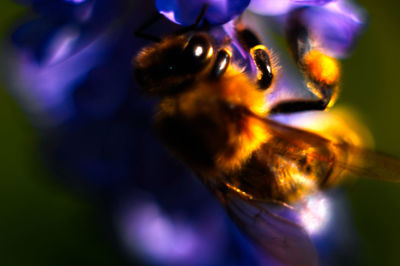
283, 8, 340, 112
210, 49, 231, 79
250, 46, 274, 90
135, 12, 163, 42
268, 98, 328, 114
236, 28, 274, 90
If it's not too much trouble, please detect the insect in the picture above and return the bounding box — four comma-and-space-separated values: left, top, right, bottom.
133, 8, 400, 265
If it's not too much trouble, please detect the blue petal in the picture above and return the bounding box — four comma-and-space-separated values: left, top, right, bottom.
7, 0, 147, 122
292, 0, 332, 4
248, 0, 367, 57
155, 0, 250, 26
249, 0, 333, 15
7, 17, 123, 124
12, 19, 84, 65
17, 0, 119, 24
5, 35, 109, 124
115, 190, 262, 265
300, 1, 367, 57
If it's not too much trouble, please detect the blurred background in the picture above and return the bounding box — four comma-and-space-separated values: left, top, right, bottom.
0, 0, 399, 265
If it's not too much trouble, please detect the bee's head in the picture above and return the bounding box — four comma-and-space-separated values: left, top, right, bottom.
134, 33, 214, 96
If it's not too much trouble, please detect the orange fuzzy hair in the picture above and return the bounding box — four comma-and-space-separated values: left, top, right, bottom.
158, 66, 272, 172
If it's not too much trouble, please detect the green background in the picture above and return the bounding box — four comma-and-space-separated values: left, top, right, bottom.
0, 1, 399, 265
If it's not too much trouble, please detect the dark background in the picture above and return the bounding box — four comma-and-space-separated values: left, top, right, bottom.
0, 1, 399, 265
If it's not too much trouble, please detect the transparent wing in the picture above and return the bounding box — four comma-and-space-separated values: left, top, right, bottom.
203, 113, 399, 264
333, 145, 400, 183
214, 189, 319, 266
249, 113, 400, 183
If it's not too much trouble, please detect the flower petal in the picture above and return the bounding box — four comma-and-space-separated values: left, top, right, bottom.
155, 0, 250, 26
17, 0, 118, 23
115, 189, 263, 265
249, 0, 333, 16
300, 0, 368, 57
4, 32, 110, 123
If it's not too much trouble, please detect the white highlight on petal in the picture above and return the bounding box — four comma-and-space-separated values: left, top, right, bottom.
249, 0, 292, 16
160, 10, 179, 25
46, 26, 79, 65
299, 194, 331, 234
65, 0, 87, 4
120, 202, 199, 262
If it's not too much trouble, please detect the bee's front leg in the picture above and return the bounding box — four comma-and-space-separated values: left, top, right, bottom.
269, 98, 329, 114
236, 27, 274, 90
210, 49, 231, 79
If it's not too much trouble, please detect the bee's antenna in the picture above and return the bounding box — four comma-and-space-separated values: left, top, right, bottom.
174, 4, 210, 35
135, 12, 163, 42
136, 5, 210, 41
194, 4, 209, 28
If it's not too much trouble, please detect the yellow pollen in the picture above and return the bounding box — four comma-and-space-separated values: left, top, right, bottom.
304, 50, 340, 85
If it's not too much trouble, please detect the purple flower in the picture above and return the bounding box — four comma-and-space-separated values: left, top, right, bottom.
3, 0, 368, 264
248, 0, 367, 57
158, 0, 366, 57
298, 0, 367, 57
156, 0, 250, 26
249, 0, 333, 15
16, 0, 119, 24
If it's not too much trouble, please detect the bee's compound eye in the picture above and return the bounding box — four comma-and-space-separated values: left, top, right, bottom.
185, 35, 212, 59
182, 34, 213, 71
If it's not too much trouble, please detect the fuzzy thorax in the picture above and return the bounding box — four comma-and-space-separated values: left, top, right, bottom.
156, 67, 271, 172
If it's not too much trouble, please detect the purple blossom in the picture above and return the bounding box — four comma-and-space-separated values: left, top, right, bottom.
249, 0, 333, 15
298, 0, 367, 57
3, 0, 368, 264
248, 0, 367, 57
15, 0, 119, 24
156, 0, 250, 26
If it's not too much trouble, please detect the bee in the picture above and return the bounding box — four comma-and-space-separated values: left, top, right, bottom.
133, 10, 400, 265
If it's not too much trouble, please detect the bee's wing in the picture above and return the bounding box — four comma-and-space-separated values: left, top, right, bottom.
208, 114, 400, 264
217, 190, 318, 266
253, 113, 400, 183
204, 114, 399, 264
333, 145, 400, 182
